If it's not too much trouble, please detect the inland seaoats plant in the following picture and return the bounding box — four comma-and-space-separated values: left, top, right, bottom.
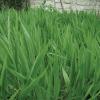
0, 8, 100, 100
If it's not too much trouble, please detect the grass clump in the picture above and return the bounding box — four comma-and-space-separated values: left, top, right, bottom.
0, 8, 100, 100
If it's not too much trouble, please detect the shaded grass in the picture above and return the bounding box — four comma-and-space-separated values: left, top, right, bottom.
0, 8, 100, 100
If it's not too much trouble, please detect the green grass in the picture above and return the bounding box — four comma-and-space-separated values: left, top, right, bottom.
0, 8, 100, 100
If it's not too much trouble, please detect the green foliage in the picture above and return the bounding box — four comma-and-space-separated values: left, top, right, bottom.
0, 8, 100, 100
0, 0, 30, 10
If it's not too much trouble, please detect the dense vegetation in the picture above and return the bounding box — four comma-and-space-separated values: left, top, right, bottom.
0, 8, 100, 100
0, 0, 30, 10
